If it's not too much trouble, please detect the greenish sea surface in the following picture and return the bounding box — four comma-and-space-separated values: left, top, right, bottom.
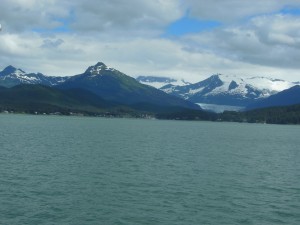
1, 114, 300, 225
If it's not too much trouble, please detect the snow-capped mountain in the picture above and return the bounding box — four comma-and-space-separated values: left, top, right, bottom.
136, 76, 190, 89
160, 74, 298, 109
0, 65, 69, 88
85, 62, 116, 76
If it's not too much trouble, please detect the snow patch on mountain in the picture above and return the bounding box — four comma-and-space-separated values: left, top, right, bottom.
86, 62, 115, 76
246, 76, 293, 92
136, 76, 190, 89
0, 66, 69, 87
189, 87, 205, 95
159, 73, 299, 108
208, 74, 294, 98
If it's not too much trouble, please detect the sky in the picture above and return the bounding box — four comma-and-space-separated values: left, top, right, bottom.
1, 0, 300, 82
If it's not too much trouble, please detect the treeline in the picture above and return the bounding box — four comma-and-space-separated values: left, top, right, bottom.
2, 102, 300, 124
223, 104, 300, 124
156, 104, 300, 125
155, 108, 218, 121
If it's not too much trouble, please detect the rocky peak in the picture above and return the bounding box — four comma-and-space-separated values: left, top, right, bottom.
0, 65, 25, 76
85, 62, 115, 76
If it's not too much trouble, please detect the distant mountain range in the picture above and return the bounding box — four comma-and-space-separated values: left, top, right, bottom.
0, 65, 68, 87
1, 63, 300, 124
0, 63, 199, 114
1, 63, 300, 117
137, 74, 299, 112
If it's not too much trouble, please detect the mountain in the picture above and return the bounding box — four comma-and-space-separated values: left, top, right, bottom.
0, 66, 68, 88
247, 85, 300, 110
58, 62, 198, 109
136, 76, 190, 88
160, 74, 297, 109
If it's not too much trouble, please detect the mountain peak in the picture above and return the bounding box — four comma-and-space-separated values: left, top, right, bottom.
85, 62, 115, 76
203, 74, 223, 84
5, 65, 17, 71
0, 65, 25, 76
94, 62, 107, 67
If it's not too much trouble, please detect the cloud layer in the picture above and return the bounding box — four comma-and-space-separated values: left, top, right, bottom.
184, 0, 300, 22
1, 0, 300, 81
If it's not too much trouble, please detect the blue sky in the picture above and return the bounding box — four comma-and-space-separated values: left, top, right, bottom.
280, 7, 300, 15
1, 1, 300, 81
164, 13, 221, 37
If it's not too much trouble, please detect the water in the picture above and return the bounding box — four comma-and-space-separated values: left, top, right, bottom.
1, 114, 300, 225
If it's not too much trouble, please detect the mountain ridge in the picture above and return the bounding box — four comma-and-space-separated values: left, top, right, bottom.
56, 62, 198, 109
2, 63, 299, 112
0, 63, 199, 111
156, 74, 298, 108
0, 65, 69, 88
247, 85, 300, 110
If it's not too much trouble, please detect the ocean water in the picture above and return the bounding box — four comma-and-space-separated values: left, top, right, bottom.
0, 114, 300, 225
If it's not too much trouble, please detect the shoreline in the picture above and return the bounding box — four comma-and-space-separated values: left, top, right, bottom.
1, 111, 299, 126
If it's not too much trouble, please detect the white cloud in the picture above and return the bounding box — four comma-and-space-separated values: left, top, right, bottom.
1, 0, 300, 82
1, 31, 298, 82
183, 13, 300, 73
69, 0, 182, 36
252, 14, 300, 48
0, 0, 69, 32
184, 0, 300, 22
0, 0, 183, 37
41, 39, 64, 48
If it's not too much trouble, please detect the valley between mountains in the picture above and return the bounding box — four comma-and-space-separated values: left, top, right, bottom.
1, 62, 300, 124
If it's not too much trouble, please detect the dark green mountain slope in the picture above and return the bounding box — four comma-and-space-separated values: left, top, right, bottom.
0, 84, 201, 116
247, 85, 300, 110
0, 84, 114, 114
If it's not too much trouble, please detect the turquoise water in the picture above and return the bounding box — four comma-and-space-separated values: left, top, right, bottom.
1, 114, 300, 225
